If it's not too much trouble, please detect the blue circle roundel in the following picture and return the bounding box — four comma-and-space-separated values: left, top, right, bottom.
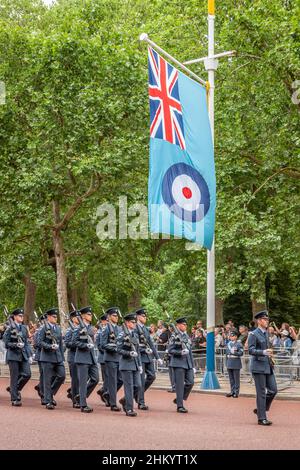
161, 163, 210, 223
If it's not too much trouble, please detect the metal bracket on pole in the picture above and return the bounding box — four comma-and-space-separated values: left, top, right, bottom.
183, 50, 236, 66
204, 58, 219, 72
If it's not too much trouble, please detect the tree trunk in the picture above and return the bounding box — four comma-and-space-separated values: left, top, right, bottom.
52, 200, 69, 323
68, 275, 78, 310
128, 290, 141, 311
23, 274, 36, 323
215, 297, 224, 326
251, 299, 267, 318
78, 271, 88, 307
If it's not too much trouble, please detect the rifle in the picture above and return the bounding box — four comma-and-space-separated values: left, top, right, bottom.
122, 319, 138, 356
105, 307, 118, 344
44, 318, 58, 346
164, 310, 189, 351
136, 322, 152, 355
4, 306, 25, 346
102, 307, 120, 353
61, 310, 75, 331
71, 303, 94, 348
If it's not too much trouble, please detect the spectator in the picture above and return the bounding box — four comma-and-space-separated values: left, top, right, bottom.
222, 323, 232, 345
190, 326, 197, 340
196, 320, 207, 337
156, 319, 165, 338
238, 325, 248, 345
149, 323, 157, 339
273, 322, 294, 345
288, 326, 300, 342
280, 330, 293, 350
215, 327, 224, 349
192, 329, 207, 353
268, 326, 280, 348
156, 323, 171, 351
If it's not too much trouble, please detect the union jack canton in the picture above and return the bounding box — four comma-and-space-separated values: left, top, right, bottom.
148, 47, 186, 150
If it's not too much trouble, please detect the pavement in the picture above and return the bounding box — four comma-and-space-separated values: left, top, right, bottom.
0, 377, 300, 450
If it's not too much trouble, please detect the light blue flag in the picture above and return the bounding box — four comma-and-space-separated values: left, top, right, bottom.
148, 47, 215, 249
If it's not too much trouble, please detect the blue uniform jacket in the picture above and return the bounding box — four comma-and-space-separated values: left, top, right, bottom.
168, 332, 194, 369
39, 324, 65, 364
226, 341, 243, 369
64, 326, 78, 363
248, 328, 273, 374
96, 327, 106, 365
73, 323, 97, 365
117, 328, 142, 371
102, 323, 121, 363
136, 323, 159, 364
3, 324, 31, 362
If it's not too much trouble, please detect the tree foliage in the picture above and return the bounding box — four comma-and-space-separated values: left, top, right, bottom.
0, 0, 299, 326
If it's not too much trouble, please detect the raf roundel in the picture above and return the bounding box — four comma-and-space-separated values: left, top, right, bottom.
161, 163, 210, 222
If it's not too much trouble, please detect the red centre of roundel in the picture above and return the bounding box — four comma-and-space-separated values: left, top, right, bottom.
182, 186, 192, 199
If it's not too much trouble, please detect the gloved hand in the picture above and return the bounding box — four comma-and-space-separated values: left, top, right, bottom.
139, 366, 143, 374
145, 347, 153, 355
193, 368, 197, 374
181, 349, 189, 356
107, 343, 117, 351
17, 342, 25, 349
51, 344, 59, 350
157, 358, 164, 366
130, 351, 138, 357
263, 349, 273, 356
87, 343, 94, 349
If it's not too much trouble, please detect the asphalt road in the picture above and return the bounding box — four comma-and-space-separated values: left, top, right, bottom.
0, 378, 299, 450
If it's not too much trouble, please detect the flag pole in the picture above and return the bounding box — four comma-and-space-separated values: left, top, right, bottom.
201, 0, 220, 389
139, 33, 206, 86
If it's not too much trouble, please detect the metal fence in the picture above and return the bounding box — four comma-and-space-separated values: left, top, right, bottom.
153, 347, 300, 387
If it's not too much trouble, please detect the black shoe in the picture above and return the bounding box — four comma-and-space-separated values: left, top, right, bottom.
34, 385, 41, 397
6, 386, 10, 393
110, 405, 121, 412
12, 400, 22, 407
125, 410, 137, 417
173, 398, 177, 404
168, 389, 176, 393
46, 403, 55, 410
100, 390, 110, 406
253, 408, 257, 415
119, 397, 126, 412
138, 404, 149, 410
41, 400, 47, 406
67, 391, 73, 400
226, 393, 233, 397
177, 407, 188, 413
81, 406, 93, 413
232, 394, 239, 398
73, 403, 81, 409
67, 387, 71, 394
258, 419, 272, 426
52, 399, 57, 406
